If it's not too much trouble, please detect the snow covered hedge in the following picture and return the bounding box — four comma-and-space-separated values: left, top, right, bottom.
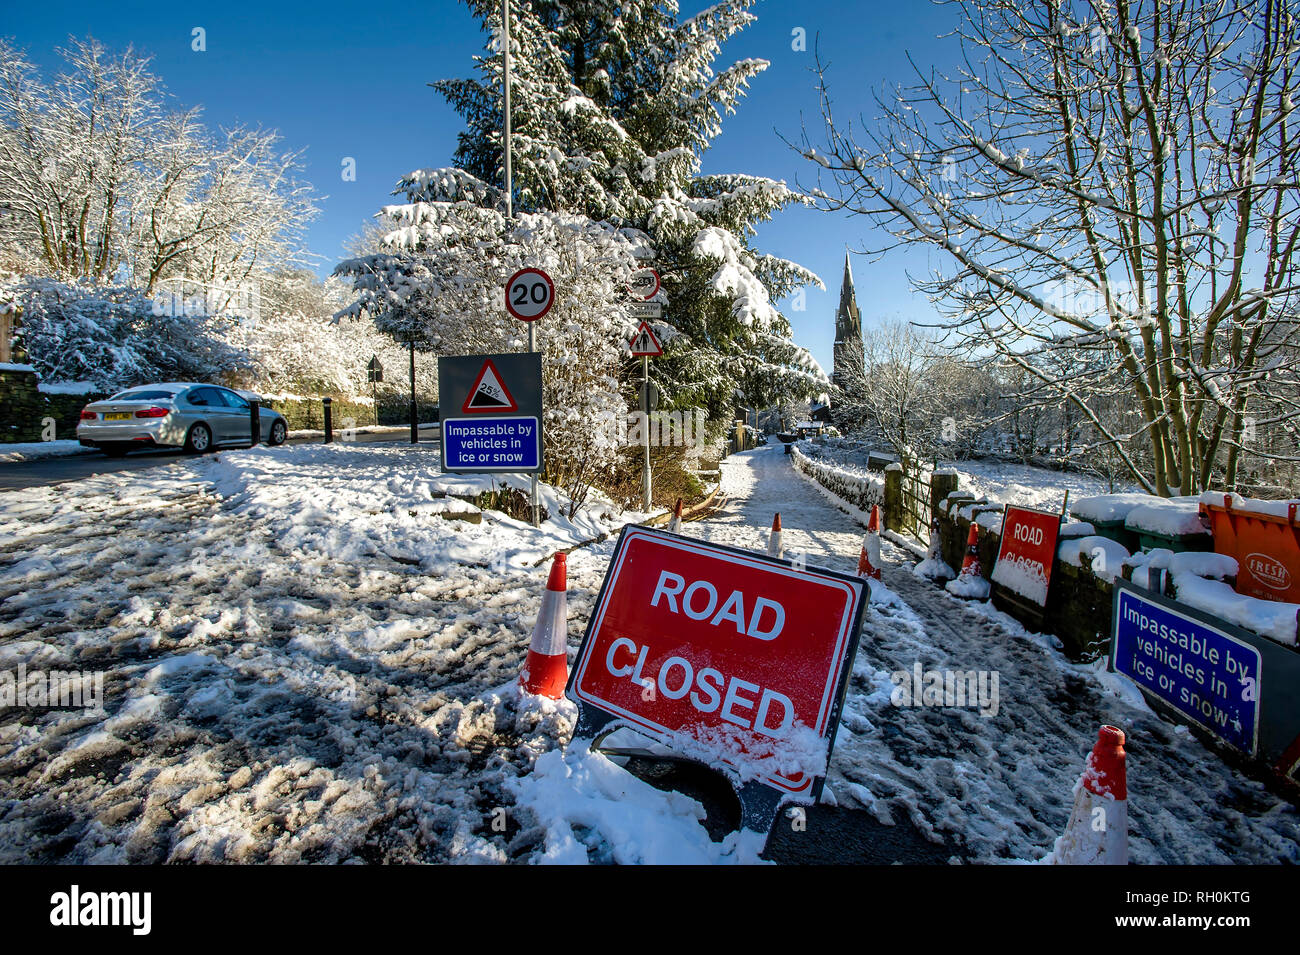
790, 444, 883, 515
4, 277, 250, 392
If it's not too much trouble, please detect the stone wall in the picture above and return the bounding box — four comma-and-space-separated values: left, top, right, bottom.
0, 367, 107, 443
935, 492, 1113, 661
263, 394, 438, 431
794, 448, 1115, 662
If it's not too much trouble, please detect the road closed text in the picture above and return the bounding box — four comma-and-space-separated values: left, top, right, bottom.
649, 570, 786, 640
603, 636, 795, 736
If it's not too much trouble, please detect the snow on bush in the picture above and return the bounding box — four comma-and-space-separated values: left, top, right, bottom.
4, 277, 249, 392
337, 194, 647, 512
790, 444, 883, 516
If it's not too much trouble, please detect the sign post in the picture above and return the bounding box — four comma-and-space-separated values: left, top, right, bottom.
629, 321, 663, 511
438, 353, 544, 474
367, 355, 383, 427
504, 267, 554, 526
568, 525, 869, 840
408, 338, 418, 444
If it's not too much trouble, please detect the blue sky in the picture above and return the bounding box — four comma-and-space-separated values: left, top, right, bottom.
1, 0, 960, 370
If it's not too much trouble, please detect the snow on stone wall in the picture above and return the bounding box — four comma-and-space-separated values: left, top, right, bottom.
790, 444, 883, 517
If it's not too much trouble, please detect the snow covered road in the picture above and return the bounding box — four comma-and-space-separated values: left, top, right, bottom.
0, 446, 629, 863
0, 441, 1295, 864
685, 443, 1299, 863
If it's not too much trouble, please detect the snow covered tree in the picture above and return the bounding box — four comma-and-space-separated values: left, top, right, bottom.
428, 0, 826, 419
0, 37, 316, 293
336, 170, 650, 509
797, 0, 1300, 495
3, 276, 249, 391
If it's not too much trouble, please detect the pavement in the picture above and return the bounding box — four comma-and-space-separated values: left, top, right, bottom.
0, 426, 440, 492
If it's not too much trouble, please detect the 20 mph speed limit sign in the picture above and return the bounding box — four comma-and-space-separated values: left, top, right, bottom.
505, 268, 554, 322
568, 525, 868, 837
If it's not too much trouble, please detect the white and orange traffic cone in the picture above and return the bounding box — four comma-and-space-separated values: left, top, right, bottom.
519, 553, 569, 699
959, 521, 980, 578
1046, 725, 1129, 865
926, 518, 943, 563
945, 520, 990, 599
667, 497, 684, 534
857, 505, 882, 580
767, 513, 783, 559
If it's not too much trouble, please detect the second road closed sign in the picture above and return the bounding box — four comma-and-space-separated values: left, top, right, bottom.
569, 526, 868, 810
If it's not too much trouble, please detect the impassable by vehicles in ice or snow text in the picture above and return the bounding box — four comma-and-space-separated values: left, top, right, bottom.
76, 382, 287, 457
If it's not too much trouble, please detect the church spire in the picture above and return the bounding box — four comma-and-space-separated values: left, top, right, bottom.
831, 250, 864, 415
837, 252, 857, 330
836, 250, 860, 340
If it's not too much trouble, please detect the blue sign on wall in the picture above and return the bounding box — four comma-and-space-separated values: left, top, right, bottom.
1112, 585, 1261, 755
442, 416, 540, 471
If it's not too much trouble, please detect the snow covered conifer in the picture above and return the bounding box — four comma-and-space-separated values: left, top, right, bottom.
425, 0, 826, 419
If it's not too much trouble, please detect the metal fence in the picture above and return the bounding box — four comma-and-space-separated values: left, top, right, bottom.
897, 465, 934, 542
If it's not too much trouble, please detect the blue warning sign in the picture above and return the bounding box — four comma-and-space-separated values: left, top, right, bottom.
442, 416, 540, 471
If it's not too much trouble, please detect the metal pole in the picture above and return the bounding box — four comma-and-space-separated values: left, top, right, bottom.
503, 0, 539, 526
641, 354, 651, 510
529, 323, 539, 526
323, 397, 333, 444
503, 0, 513, 221
409, 339, 418, 443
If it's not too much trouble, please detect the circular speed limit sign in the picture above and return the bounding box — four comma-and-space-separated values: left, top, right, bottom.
505, 267, 555, 322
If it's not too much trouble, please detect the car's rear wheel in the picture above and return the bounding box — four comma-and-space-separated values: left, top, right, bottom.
185, 423, 213, 454
268, 419, 286, 446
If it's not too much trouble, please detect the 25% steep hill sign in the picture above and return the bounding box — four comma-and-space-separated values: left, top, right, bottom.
567, 526, 869, 839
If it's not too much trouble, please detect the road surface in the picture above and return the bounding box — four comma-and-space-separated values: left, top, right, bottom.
0, 426, 440, 492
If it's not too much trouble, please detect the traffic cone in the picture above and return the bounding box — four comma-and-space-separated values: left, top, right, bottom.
926, 518, 942, 562
1047, 725, 1129, 865
767, 513, 783, 559
959, 521, 980, 578
667, 497, 684, 534
945, 519, 990, 599
519, 553, 569, 699
857, 505, 882, 580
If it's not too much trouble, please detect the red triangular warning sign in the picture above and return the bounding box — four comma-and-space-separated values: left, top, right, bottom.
462, 359, 519, 413
629, 321, 663, 356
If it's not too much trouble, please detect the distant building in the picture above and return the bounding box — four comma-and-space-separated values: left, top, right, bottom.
831, 252, 863, 425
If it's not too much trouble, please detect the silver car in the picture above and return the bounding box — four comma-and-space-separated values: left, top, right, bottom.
77, 382, 288, 457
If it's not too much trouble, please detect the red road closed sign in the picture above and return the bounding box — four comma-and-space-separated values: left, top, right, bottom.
990, 505, 1062, 607
569, 526, 867, 808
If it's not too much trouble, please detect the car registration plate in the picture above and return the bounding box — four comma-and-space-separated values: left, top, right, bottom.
104, 412, 133, 421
